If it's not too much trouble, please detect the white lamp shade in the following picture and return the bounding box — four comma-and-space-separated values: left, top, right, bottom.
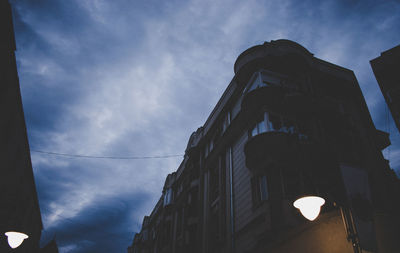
5, 231, 29, 249
293, 196, 325, 221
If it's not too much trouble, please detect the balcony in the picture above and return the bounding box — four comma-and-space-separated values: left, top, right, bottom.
241, 69, 318, 118
244, 132, 297, 170
241, 86, 285, 115
234, 45, 267, 85
244, 130, 326, 171
283, 92, 318, 117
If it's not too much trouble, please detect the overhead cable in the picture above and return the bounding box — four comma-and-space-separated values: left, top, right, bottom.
31, 150, 183, 160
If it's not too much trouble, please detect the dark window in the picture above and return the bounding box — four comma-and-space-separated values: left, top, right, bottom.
188, 225, 197, 248
260, 71, 280, 86
249, 112, 311, 140
296, 120, 309, 141
164, 188, 173, 206
231, 96, 241, 119
176, 209, 183, 235
251, 174, 269, 207
282, 167, 301, 199
209, 167, 220, 202
258, 119, 267, 133
247, 71, 281, 92
188, 187, 198, 217
250, 114, 267, 137
248, 72, 264, 91
209, 201, 221, 249
222, 112, 231, 132
142, 229, 148, 241
259, 175, 268, 201
268, 113, 282, 131
282, 117, 296, 134
162, 221, 172, 246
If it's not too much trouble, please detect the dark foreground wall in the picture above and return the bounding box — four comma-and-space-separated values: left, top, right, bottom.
0, 0, 43, 252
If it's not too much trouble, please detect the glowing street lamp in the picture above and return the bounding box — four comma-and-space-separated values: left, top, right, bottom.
4, 231, 29, 249
293, 196, 325, 221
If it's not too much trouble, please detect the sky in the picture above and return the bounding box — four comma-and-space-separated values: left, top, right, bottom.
8, 0, 400, 252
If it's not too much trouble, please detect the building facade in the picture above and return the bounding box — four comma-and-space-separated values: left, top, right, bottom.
128, 40, 400, 253
0, 0, 44, 252
40, 239, 59, 253
370, 44, 400, 133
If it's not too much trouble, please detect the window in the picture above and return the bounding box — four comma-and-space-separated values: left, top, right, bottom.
209, 167, 220, 202
259, 175, 268, 201
204, 139, 214, 157
209, 201, 221, 246
244, 70, 306, 95
231, 96, 242, 119
248, 72, 268, 92
176, 209, 183, 235
247, 71, 281, 93
282, 167, 301, 199
251, 174, 269, 207
249, 112, 310, 139
188, 188, 199, 217
282, 117, 296, 134
250, 114, 268, 137
260, 71, 280, 86
162, 221, 172, 245
222, 111, 231, 132
267, 113, 282, 131
164, 188, 173, 206
177, 183, 183, 196
142, 229, 148, 241
296, 120, 309, 141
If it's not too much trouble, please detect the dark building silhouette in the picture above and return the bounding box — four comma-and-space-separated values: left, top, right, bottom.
370, 44, 400, 133
128, 40, 400, 253
40, 239, 59, 253
0, 0, 44, 252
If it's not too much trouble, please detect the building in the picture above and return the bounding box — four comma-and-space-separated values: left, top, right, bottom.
40, 239, 59, 253
370, 44, 400, 133
128, 40, 400, 253
0, 0, 44, 252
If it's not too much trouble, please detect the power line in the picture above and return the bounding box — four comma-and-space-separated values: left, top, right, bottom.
31, 150, 183, 160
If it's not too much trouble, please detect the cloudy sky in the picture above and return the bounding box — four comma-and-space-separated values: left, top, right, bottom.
9, 0, 400, 252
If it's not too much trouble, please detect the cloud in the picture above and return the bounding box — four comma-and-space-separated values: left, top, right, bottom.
40, 193, 147, 253
9, 0, 400, 251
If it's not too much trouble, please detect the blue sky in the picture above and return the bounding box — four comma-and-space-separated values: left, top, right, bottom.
9, 0, 400, 252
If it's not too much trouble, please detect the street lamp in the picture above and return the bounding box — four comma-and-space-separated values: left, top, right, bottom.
293, 195, 325, 221
4, 231, 29, 249
293, 195, 361, 253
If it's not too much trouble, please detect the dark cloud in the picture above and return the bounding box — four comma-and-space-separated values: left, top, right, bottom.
40, 193, 147, 253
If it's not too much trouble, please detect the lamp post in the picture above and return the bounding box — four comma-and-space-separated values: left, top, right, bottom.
293, 195, 361, 253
